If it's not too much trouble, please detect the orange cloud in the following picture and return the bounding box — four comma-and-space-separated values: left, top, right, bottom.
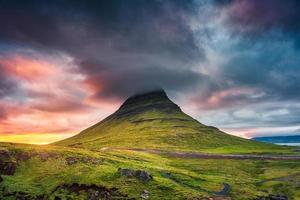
0, 53, 117, 144
0, 55, 58, 80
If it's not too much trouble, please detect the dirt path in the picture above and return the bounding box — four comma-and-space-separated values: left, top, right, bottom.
101, 147, 300, 160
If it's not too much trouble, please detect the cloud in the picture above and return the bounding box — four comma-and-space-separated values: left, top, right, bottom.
1, 0, 300, 140
0, 65, 18, 98
0, 0, 206, 97
222, 0, 300, 33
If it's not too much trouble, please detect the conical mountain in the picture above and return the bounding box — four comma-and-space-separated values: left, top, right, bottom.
55, 89, 268, 152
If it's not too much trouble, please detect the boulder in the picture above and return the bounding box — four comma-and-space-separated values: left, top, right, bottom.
0, 161, 17, 175
268, 195, 288, 200
0, 149, 17, 175
65, 157, 77, 165
212, 197, 232, 200
118, 168, 153, 182
15, 151, 32, 162
257, 194, 288, 200
135, 170, 153, 182
38, 152, 58, 161
80, 157, 104, 165
140, 190, 150, 199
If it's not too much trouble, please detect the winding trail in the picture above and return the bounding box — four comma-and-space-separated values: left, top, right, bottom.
101, 147, 300, 160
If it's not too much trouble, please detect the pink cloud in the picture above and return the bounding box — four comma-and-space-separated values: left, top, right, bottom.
0, 55, 58, 80
0, 52, 116, 143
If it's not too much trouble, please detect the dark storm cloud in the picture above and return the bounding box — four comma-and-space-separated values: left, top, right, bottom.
80, 59, 209, 100
0, 0, 200, 55
221, 0, 300, 33
220, 36, 300, 102
196, 0, 300, 104
0, 0, 204, 99
1, 0, 300, 138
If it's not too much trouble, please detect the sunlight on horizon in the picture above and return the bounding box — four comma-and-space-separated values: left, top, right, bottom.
0, 133, 75, 145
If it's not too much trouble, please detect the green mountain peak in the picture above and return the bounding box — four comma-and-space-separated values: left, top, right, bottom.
114, 89, 181, 119
54, 89, 269, 152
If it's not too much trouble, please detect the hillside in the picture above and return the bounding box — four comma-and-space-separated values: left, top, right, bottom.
0, 142, 299, 200
55, 90, 291, 154
1, 90, 300, 200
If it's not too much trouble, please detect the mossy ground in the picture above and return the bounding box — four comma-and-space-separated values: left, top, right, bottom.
2, 91, 299, 199
55, 109, 295, 155
0, 142, 299, 200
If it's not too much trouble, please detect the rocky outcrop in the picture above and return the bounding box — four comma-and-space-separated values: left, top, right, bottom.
257, 194, 288, 200
65, 157, 77, 165
65, 157, 104, 165
1, 191, 45, 200
11, 150, 59, 162
0, 149, 17, 175
52, 183, 132, 200
118, 168, 153, 182
140, 190, 150, 199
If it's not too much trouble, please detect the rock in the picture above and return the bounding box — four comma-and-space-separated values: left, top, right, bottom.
80, 157, 103, 165
212, 197, 232, 200
15, 151, 32, 161
65, 157, 77, 165
0, 149, 10, 159
54, 183, 129, 199
0, 150, 17, 175
118, 168, 136, 177
140, 190, 150, 199
269, 195, 288, 200
87, 188, 111, 200
161, 171, 172, 178
87, 189, 100, 200
0, 161, 16, 175
38, 152, 58, 161
257, 194, 288, 200
118, 168, 153, 182
135, 170, 153, 182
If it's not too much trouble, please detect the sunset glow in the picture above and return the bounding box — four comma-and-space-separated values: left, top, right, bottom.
0, 133, 74, 145
1, 0, 300, 144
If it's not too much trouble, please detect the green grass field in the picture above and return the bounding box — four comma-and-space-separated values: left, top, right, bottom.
0, 142, 299, 200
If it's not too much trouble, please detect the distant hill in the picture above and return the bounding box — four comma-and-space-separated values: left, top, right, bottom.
54, 89, 287, 153
253, 135, 300, 144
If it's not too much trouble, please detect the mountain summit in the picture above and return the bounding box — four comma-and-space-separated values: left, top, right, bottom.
55, 89, 266, 152
114, 89, 182, 119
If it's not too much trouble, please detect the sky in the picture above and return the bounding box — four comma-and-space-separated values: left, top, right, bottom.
0, 0, 300, 144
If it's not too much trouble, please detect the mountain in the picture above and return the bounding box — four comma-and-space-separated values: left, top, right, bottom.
253, 135, 300, 145
55, 89, 279, 153
1, 90, 299, 200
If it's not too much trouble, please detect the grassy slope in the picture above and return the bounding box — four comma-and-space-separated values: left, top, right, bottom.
0, 142, 299, 200
54, 91, 294, 154
2, 91, 298, 199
